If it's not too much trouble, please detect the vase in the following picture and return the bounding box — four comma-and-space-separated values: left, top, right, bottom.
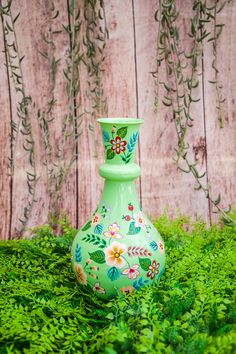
71, 118, 165, 300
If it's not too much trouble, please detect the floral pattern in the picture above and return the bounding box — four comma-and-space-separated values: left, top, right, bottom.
72, 201, 165, 297
103, 222, 123, 239
122, 264, 140, 279
104, 241, 127, 268
74, 264, 87, 285
93, 282, 106, 294
147, 260, 160, 280
134, 212, 146, 229
158, 240, 165, 254
110, 136, 127, 154
102, 126, 139, 164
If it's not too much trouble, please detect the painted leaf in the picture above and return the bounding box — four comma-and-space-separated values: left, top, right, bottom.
82, 234, 106, 249
139, 257, 151, 271
89, 250, 106, 264
107, 267, 121, 281
75, 244, 82, 262
116, 126, 128, 138
127, 221, 141, 235
106, 148, 115, 160
150, 241, 158, 251
102, 130, 110, 142
94, 223, 103, 235
81, 220, 91, 231
133, 277, 149, 290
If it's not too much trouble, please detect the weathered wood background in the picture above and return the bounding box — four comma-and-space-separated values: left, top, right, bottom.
0, 0, 236, 239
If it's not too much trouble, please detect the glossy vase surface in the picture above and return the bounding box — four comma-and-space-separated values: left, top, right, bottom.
71, 118, 166, 300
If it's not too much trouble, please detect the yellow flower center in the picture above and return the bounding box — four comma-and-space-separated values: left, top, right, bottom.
139, 218, 143, 223
116, 143, 120, 148
114, 252, 120, 258
152, 267, 155, 272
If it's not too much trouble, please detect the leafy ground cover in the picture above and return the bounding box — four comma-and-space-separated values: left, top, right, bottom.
0, 215, 235, 353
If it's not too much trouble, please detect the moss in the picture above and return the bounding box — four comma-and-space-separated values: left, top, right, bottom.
0, 215, 235, 353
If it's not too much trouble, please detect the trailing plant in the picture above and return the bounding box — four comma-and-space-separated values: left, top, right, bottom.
83, 0, 108, 157
1, 1, 38, 234
0, 214, 235, 353
152, 0, 235, 227
0, 0, 108, 236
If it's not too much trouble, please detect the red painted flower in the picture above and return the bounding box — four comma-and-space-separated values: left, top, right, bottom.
110, 136, 127, 154
147, 260, 160, 280
125, 215, 131, 221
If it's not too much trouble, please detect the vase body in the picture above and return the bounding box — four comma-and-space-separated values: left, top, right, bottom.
71, 118, 166, 300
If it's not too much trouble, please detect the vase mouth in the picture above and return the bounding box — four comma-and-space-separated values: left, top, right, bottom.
97, 117, 144, 125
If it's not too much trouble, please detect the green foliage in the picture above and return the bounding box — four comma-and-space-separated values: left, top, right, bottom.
0, 215, 235, 353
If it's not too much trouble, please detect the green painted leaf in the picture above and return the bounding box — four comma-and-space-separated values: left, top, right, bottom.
139, 257, 151, 271
107, 267, 120, 281
81, 220, 91, 231
127, 221, 141, 235
117, 126, 128, 138
89, 250, 106, 264
106, 148, 115, 160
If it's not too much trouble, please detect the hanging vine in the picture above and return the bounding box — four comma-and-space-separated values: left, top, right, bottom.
1, 1, 38, 234
0, 0, 109, 236
153, 0, 235, 227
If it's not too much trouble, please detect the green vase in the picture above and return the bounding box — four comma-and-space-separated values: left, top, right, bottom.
71, 118, 165, 300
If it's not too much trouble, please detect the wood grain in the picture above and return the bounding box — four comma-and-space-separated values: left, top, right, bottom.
203, 1, 236, 222
0, 19, 11, 239
133, 0, 209, 221
7, 0, 76, 235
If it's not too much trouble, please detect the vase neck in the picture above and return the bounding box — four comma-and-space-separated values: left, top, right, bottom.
99, 180, 140, 214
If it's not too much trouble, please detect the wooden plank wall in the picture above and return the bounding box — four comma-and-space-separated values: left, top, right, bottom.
0, 0, 235, 239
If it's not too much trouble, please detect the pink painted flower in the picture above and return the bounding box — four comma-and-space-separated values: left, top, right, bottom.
91, 213, 101, 226
147, 260, 160, 280
93, 282, 106, 294
110, 136, 127, 154
103, 222, 123, 239
158, 240, 165, 254
104, 241, 127, 268
134, 212, 146, 229
122, 264, 140, 279
74, 264, 87, 285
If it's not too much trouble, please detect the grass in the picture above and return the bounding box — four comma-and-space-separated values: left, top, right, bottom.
0, 214, 235, 353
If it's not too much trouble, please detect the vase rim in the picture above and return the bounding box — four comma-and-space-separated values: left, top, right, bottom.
97, 117, 144, 125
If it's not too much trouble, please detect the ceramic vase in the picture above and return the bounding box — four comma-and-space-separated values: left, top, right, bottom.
71, 118, 166, 300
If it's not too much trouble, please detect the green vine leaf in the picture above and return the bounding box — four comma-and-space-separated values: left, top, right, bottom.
81, 220, 91, 231
106, 148, 115, 160
139, 257, 151, 271
127, 221, 141, 235
116, 126, 128, 138
89, 250, 106, 264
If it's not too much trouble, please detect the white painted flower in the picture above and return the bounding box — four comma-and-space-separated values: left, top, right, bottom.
122, 264, 140, 279
158, 240, 165, 254
104, 241, 127, 268
93, 282, 106, 294
134, 212, 146, 229
103, 222, 123, 239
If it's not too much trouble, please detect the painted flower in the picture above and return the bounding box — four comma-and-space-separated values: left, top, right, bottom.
122, 264, 140, 279
103, 222, 123, 239
110, 136, 127, 154
134, 212, 146, 229
158, 240, 165, 254
91, 213, 101, 226
125, 215, 131, 221
147, 260, 160, 280
93, 282, 106, 294
120, 286, 135, 294
104, 241, 127, 268
74, 264, 87, 285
